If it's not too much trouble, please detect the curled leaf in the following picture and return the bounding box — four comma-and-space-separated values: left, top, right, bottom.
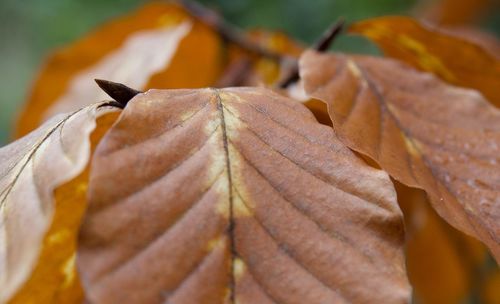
78, 87, 410, 303
0, 103, 119, 303
300, 50, 500, 261
349, 16, 500, 107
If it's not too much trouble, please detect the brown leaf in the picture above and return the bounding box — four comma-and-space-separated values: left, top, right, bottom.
349, 16, 500, 107
299, 50, 500, 261
78, 87, 410, 303
0, 103, 119, 302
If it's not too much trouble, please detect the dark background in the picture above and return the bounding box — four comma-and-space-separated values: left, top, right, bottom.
0, 0, 498, 144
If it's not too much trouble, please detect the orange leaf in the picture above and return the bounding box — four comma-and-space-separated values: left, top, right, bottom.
15, 2, 223, 138
415, 0, 493, 26
441, 26, 500, 59
15, 2, 303, 139
0, 102, 120, 302
7, 111, 120, 304
349, 16, 500, 107
395, 182, 491, 304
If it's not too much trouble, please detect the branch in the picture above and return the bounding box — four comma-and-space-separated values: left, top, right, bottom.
179, 0, 283, 62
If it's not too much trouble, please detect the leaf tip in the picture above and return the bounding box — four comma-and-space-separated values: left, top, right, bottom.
94, 79, 142, 108
314, 18, 345, 52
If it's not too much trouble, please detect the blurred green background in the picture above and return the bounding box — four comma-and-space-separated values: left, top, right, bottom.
0, 0, 498, 145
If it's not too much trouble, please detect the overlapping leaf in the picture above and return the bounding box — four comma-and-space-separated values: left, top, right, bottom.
395, 182, 492, 304
300, 50, 500, 261
15, 2, 223, 138
349, 16, 500, 107
15, 2, 303, 139
78, 87, 410, 303
0, 103, 119, 303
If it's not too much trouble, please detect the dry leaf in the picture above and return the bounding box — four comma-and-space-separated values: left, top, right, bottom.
15, 2, 223, 138
349, 16, 500, 107
78, 87, 410, 303
245, 30, 304, 85
414, 0, 494, 26
14, 2, 303, 139
395, 182, 491, 304
299, 50, 500, 261
441, 26, 500, 59
0, 103, 119, 303
483, 270, 500, 303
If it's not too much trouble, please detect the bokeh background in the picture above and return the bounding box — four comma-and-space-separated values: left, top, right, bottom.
0, 0, 499, 145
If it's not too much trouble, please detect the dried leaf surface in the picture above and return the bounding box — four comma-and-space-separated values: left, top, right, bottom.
350, 16, 500, 107
0, 103, 119, 302
300, 50, 500, 261
78, 87, 410, 303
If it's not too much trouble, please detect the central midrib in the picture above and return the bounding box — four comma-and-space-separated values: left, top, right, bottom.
214, 89, 237, 303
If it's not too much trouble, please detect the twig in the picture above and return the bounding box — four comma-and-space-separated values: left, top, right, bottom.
215, 58, 254, 87
179, 0, 283, 62
278, 18, 345, 88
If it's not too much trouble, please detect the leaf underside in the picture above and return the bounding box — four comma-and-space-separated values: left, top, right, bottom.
78, 87, 410, 304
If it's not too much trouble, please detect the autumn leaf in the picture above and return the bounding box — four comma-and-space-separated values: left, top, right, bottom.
242, 30, 304, 85
440, 26, 500, 59
299, 50, 500, 261
77, 87, 410, 303
414, 0, 494, 26
14, 2, 303, 139
349, 16, 500, 107
0, 102, 120, 303
395, 182, 491, 304
483, 270, 500, 303
15, 2, 224, 138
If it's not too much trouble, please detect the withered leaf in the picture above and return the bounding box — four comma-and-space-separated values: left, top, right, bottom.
78, 87, 410, 303
15, 2, 224, 138
414, 0, 492, 26
439, 26, 500, 60
300, 50, 500, 261
349, 16, 500, 107
15, 2, 303, 139
395, 182, 490, 304
0, 103, 119, 303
